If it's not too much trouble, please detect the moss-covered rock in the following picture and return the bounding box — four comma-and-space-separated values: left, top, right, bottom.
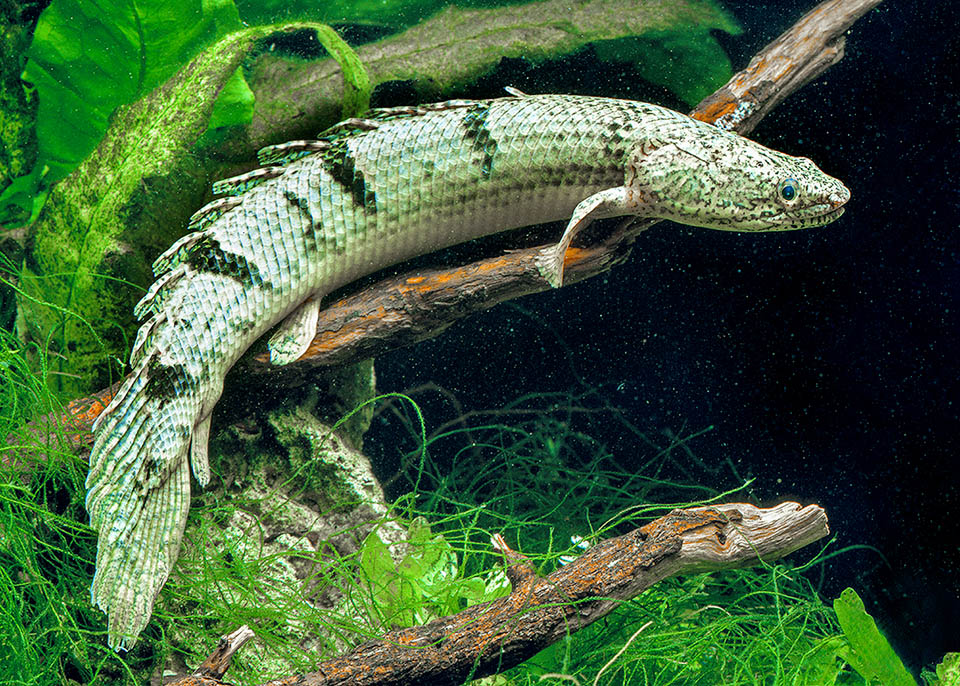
156, 360, 404, 679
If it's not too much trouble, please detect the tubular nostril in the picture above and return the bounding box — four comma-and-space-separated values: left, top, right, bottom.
829, 191, 849, 207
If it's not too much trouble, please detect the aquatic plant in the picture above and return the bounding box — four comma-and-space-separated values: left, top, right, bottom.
1, 364, 952, 684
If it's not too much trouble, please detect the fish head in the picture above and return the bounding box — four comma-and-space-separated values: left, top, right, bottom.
628, 127, 850, 231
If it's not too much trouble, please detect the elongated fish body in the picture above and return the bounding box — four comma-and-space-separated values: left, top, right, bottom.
85, 93, 849, 649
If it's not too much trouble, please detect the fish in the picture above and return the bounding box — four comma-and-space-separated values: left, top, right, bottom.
85, 92, 850, 649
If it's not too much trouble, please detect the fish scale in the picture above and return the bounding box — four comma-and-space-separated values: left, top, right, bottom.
85, 92, 850, 650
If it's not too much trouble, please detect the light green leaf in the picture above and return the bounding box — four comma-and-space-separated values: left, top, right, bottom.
359, 529, 395, 591
0, 166, 45, 226
206, 66, 256, 130
927, 653, 960, 686
21, 0, 241, 183
592, 5, 742, 107
834, 588, 916, 686
794, 635, 845, 686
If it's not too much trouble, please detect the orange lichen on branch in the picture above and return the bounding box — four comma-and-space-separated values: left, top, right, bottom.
255, 507, 733, 686
690, 99, 739, 124
62, 385, 118, 437
3, 382, 121, 465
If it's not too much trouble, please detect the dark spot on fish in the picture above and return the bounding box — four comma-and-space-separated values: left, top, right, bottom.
283, 190, 319, 252
144, 357, 195, 402
283, 189, 311, 217
322, 139, 377, 211
185, 235, 268, 289
462, 103, 496, 178
236, 319, 258, 338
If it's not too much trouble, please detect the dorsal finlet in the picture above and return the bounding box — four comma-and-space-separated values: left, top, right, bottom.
211, 166, 286, 196
257, 139, 331, 166
315, 100, 480, 141
185, 196, 243, 232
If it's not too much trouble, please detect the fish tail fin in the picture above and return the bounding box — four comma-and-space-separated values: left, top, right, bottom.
86, 356, 200, 651
90, 456, 191, 650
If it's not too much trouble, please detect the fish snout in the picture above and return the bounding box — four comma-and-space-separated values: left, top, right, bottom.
828, 183, 851, 209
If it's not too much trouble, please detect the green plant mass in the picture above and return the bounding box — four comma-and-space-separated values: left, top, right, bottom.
834, 587, 917, 686
0, 373, 947, 684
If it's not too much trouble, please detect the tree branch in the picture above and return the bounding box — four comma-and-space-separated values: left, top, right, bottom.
169, 502, 829, 686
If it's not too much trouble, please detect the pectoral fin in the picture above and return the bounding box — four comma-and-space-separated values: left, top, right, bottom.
268, 296, 321, 365
536, 186, 634, 288
190, 413, 212, 487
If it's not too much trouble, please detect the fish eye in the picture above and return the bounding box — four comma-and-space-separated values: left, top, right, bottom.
779, 178, 799, 202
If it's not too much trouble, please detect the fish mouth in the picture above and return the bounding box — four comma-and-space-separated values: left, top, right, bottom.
764, 197, 848, 230
799, 202, 846, 227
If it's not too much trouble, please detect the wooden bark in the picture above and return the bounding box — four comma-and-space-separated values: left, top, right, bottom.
2, 0, 881, 456
168, 501, 829, 686
693, 0, 885, 135
166, 625, 255, 686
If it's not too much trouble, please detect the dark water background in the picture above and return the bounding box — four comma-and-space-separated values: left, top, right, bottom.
367, 0, 959, 670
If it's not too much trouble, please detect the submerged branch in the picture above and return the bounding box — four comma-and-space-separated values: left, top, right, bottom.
168, 502, 830, 686
694, 0, 884, 134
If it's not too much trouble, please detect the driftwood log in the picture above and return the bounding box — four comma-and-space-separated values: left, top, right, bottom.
168, 502, 829, 686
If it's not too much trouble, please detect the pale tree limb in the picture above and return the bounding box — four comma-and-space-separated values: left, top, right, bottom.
693, 0, 885, 135
168, 502, 829, 686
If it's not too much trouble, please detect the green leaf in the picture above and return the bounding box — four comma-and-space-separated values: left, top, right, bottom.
206, 66, 256, 130
21, 0, 241, 183
940, 654, 960, 686
359, 529, 395, 591
311, 24, 371, 117
794, 635, 845, 686
0, 166, 45, 226
925, 653, 960, 686
833, 588, 917, 686
592, 5, 742, 107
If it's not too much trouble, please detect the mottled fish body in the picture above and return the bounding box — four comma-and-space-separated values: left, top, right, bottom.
85, 93, 849, 649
